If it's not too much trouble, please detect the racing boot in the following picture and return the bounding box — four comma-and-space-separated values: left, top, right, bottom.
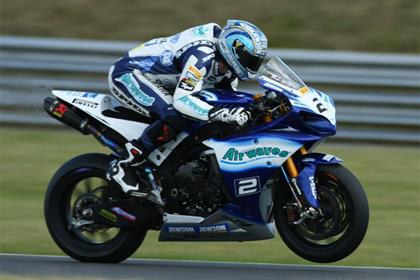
107, 141, 151, 198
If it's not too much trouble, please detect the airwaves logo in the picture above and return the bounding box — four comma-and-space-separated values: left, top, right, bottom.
222, 147, 290, 163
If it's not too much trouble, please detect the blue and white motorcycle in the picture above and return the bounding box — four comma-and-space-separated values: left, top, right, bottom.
43, 57, 369, 263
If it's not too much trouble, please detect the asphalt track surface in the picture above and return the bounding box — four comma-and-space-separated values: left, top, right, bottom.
1, 254, 419, 280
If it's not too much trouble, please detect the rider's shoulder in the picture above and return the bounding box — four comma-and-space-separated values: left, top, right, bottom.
184, 23, 222, 40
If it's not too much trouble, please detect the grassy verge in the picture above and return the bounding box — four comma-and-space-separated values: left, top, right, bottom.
1, 0, 419, 53
0, 127, 419, 267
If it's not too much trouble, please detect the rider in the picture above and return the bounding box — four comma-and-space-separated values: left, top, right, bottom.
108, 20, 268, 197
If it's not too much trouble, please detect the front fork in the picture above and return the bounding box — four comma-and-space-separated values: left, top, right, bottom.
282, 147, 321, 224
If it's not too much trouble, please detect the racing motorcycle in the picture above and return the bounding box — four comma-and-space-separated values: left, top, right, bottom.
43, 57, 369, 263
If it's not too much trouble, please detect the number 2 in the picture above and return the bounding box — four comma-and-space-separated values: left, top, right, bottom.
313, 98, 327, 113
235, 177, 261, 196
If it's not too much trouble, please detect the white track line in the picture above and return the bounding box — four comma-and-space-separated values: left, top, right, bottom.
1, 253, 418, 271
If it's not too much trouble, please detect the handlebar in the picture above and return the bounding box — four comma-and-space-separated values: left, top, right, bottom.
248, 91, 291, 124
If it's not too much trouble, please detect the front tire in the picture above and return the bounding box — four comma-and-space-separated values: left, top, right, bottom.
44, 153, 147, 263
274, 164, 369, 263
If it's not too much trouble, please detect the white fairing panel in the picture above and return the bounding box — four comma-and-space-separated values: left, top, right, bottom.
204, 136, 302, 172
293, 87, 336, 126
259, 76, 336, 126
52, 90, 148, 141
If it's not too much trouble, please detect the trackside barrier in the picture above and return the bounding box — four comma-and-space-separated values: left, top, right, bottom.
1, 36, 419, 144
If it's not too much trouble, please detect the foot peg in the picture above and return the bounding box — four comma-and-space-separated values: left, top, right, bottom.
144, 167, 165, 206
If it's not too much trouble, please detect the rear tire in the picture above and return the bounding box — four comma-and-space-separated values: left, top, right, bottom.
274, 164, 369, 263
44, 153, 147, 263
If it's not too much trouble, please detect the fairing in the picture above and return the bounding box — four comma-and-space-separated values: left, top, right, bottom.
52, 90, 148, 141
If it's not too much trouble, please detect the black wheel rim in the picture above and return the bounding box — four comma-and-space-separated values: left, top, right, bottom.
63, 168, 121, 245
289, 172, 352, 246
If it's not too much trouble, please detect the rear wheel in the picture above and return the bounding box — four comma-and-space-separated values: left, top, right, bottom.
274, 164, 369, 263
44, 153, 147, 263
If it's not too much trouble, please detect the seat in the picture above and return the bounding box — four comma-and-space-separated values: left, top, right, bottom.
102, 106, 157, 124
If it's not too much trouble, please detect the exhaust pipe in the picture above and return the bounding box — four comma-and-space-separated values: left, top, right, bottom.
44, 97, 89, 134
44, 97, 123, 153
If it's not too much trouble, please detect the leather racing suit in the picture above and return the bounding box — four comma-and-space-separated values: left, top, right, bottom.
108, 23, 239, 154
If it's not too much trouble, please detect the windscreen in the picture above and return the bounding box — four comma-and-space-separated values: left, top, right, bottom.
258, 57, 308, 93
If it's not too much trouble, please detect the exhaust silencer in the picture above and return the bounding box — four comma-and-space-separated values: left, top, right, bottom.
44, 97, 89, 134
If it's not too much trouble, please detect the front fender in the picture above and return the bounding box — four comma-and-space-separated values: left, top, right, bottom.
299, 152, 342, 165
294, 153, 343, 208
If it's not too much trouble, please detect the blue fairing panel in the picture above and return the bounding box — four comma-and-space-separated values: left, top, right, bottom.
204, 131, 304, 223
197, 89, 254, 106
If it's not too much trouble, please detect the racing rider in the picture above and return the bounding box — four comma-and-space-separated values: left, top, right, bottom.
107, 20, 268, 198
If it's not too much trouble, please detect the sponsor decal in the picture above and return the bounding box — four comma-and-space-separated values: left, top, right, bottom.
186, 65, 202, 80
53, 103, 68, 118
166, 224, 229, 234
111, 207, 136, 222
222, 147, 290, 163
112, 86, 151, 116
143, 37, 167, 47
242, 26, 267, 54
72, 98, 98, 109
160, 50, 173, 66
200, 91, 218, 101
178, 78, 196, 91
174, 40, 213, 58
81, 92, 98, 98
167, 226, 195, 233
309, 176, 317, 199
291, 178, 302, 195
116, 73, 155, 106
191, 25, 209, 36
202, 53, 215, 63
299, 86, 309, 95
322, 154, 335, 161
99, 209, 117, 222
234, 176, 261, 196
198, 224, 228, 233
129, 58, 157, 72
64, 92, 98, 98
178, 95, 209, 116
169, 33, 181, 43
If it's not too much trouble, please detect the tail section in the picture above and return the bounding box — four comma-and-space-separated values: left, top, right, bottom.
45, 90, 152, 141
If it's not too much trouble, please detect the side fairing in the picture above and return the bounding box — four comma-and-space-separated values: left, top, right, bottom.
204, 133, 302, 222
52, 90, 148, 141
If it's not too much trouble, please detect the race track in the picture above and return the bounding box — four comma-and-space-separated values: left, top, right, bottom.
1, 254, 419, 280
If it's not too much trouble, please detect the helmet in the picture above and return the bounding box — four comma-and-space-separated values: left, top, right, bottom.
216, 20, 268, 80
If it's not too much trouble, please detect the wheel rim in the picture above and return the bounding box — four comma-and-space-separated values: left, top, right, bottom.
64, 172, 121, 245
289, 172, 352, 246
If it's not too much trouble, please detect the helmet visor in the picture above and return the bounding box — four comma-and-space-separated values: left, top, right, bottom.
234, 43, 265, 73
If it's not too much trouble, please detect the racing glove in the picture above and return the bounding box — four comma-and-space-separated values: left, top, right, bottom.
208, 107, 251, 126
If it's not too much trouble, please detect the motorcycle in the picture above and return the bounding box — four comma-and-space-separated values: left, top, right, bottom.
43, 56, 369, 263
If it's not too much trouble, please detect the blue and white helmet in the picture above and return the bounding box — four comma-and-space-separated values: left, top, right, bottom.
217, 20, 268, 80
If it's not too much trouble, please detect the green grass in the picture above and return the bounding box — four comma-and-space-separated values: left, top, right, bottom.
0, 127, 419, 267
1, 0, 419, 53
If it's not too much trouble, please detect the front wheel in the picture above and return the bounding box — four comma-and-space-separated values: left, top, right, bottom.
274, 164, 369, 263
44, 153, 147, 263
